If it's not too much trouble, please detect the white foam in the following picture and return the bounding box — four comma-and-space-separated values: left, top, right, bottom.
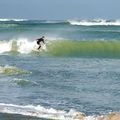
0, 41, 12, 53
0, 18, 28, 22
0, 103, 87, 120
68, 19, 120, 26
0, 38, 47, 54
17, 38, 37, 54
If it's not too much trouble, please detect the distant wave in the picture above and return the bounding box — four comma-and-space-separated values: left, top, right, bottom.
68, 19, 120, 26
0, 18, 28, 22
13, 78, 38, 86
0, 103, 119, 120
0, 24, 18, 28
1, 19, 120, 26
1, 39, 120, 58
41, 20, 67, 24
0, 19, 67, 24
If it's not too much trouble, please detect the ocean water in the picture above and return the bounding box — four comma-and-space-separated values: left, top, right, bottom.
0, 19, 120, 120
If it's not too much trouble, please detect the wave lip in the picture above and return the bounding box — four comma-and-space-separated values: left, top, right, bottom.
68, 19, 120, 26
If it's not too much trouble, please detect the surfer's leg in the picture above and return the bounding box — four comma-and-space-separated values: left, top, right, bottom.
38, 45, 41, 50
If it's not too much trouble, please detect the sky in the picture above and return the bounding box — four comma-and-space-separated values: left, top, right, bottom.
0, 0, 120, 20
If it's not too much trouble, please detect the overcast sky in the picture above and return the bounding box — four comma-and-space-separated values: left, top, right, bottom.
0, 0, 120, 20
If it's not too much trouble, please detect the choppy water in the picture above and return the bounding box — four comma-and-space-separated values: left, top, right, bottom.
0, 19, 120, 120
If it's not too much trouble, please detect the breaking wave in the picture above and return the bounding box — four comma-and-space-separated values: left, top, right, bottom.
1, 19, 120, 26
0, 103, 119, 120
68, 19, 120, 26
0, 65, 31, 75
1, 38, 120, 58
0, 38, 47, 54
0, 103, 85, 120
0, 18, 28, 22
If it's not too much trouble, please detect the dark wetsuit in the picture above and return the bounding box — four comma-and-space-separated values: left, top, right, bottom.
37, 38, 45, 45
37, 38, 45, 50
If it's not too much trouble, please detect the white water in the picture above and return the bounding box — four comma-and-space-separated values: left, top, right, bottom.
0, 103, 97, 120
0, 38, 47, 54
68, 19, 120, 26
0, 18, 28, 21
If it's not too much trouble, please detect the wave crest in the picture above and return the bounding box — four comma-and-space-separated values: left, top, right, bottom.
68, 19, 120, 26
0, 18, 28, 22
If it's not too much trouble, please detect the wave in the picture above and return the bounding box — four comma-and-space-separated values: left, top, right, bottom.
0, 103, 119, 120
0, 38, 47, 54
0, 103, 85, 120
1, 19, 120, 26
0, 24, 18, 28
13, 78, 38, 86
68, 19, 120, 26
0, 65, 31, 75
39, 20, 67, 24
1, 39, 120, 58
47, 40, 120, 58
0, 18, 28, 22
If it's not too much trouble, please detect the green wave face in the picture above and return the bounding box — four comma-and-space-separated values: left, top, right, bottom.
47, 41, 120, 58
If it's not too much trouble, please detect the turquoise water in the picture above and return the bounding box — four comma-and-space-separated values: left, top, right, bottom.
0, 19, 120, 120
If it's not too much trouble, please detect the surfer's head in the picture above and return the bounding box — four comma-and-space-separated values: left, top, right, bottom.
42, 36, 45, 38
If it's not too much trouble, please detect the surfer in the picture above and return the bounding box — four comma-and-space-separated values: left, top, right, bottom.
36, 36, 45, 50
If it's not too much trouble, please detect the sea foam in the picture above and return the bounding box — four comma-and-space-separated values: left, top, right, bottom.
0, 103, 85, 120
